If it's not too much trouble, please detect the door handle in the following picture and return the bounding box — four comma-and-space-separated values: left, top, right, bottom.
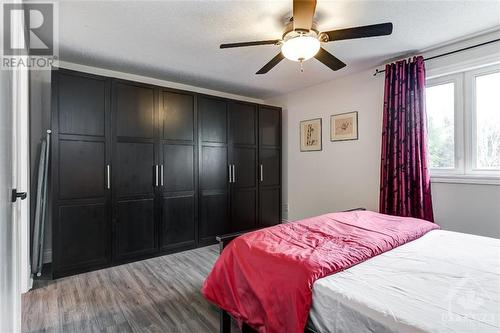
260, 164, 263, 182
160, 164, 164, 186
232, 165, 236, 183
228, 165, 232, 183
106, 164, 111, 189
11, 189, 27, 202
155, 165, 159, 187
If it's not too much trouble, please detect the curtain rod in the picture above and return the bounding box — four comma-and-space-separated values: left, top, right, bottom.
372, 38, 500, 76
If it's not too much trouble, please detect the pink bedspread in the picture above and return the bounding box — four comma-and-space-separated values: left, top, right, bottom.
202, 210, 439, 333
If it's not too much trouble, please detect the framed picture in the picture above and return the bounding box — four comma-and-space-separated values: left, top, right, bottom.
300, 118, 322, 151
330, 111, 358, 141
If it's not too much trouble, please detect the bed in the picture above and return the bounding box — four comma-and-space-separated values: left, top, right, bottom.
203, 209, 500, 333
310, 229, 500, 333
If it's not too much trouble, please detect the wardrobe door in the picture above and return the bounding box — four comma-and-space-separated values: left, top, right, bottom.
52, 69, 111, 278
258, 106, 281, 227
229, 102, 258, 233
112, 80, 158, 261
159, 90, 197, 252
198, 96, 229, 244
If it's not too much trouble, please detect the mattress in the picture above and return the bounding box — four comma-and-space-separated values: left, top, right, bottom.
309, 230, 500, 333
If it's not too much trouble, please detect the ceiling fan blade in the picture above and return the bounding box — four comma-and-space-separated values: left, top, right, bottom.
314, 48, 346, 71
256, 53, 285, 74
293, 0, 317, 32
220, 40, 281, 49
322, 22, 393, 42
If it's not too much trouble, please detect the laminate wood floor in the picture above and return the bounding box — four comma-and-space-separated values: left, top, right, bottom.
22, 245, 240, 333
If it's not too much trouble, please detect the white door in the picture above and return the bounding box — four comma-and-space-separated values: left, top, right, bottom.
0, 67, 21, 332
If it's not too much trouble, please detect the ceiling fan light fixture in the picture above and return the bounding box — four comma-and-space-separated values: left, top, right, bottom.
281, 35, 320, 62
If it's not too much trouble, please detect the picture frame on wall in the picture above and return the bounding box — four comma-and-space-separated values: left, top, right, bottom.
330, 111, 358, 141
300, 118, 322, 152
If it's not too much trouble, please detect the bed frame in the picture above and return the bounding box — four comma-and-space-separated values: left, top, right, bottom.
214, 208, 366, 333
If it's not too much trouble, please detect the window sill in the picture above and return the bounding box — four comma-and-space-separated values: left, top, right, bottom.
431, 175, 500, 185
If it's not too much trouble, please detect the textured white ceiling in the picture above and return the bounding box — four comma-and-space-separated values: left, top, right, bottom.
57, 0, 500, 98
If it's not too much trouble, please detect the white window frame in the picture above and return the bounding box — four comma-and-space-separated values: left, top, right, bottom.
427, 63, 500, 185
465, 64, 500, 177
426, 73, 464, 176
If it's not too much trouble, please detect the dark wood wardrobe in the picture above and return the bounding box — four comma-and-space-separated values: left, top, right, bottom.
50, 68, 281, 278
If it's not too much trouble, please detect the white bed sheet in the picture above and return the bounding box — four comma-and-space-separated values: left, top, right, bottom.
309, 230, 500, 333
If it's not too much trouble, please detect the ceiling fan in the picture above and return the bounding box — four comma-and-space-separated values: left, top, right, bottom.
220, 0, 393, 74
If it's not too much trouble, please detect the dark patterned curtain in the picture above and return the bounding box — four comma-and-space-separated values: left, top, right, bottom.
379, 56, 434, 222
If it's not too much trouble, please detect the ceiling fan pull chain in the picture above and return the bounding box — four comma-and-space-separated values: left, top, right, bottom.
300, 59, 304, 73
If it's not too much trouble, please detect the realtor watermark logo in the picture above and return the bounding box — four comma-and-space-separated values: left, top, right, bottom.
1, 1, 58, 70
442, 276, 498, 329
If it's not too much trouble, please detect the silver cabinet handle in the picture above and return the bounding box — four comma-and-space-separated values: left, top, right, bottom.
160, 164, 164, 186
106, 165, 111, 189
260, 164, 263, 182
228, 165, 232, 183
232, 165, 236, 183
155, 165, 159, 187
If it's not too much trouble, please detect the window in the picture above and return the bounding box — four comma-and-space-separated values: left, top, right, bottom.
426, 64, 500, 183
426, 82, 455, 169
474, 71, 500, 169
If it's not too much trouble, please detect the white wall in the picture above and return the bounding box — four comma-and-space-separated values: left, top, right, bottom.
268, 69, 385, 220
432, 183, 500, 237
30, 62, 264, 263
267, 31, 500, 238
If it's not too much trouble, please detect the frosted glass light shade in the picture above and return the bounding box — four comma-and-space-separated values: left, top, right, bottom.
281, 36, 320, 62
